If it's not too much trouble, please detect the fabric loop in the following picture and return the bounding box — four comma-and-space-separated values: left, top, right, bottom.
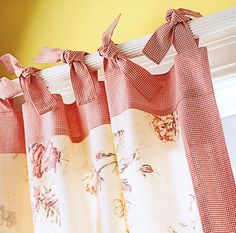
62, 49, 97, 105
62, 50, 85, 64
99, 15, 162, 102
19, 68, 58, 115
21, 67, 38, 78
34, 48, 98, 106
0, 53, 23, 76
98, 41, 120, 59
166, 9, 190, 24
142, 8, 202, 64
0, 53, 57, 115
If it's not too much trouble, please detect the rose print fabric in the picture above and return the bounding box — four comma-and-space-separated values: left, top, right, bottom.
0, 7, 235, 233
26, 132, 127, 233
108, 110, 203, 233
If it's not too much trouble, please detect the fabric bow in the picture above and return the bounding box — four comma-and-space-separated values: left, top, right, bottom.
34, 48, 97, 105
143, 8, 202, 64
98, 14, 162, 102
0, 53, 58, 114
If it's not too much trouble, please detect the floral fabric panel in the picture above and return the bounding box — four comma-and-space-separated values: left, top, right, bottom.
26, 125, 127, 233
24, 109, 204, 233
111, 109, 203, 233
0, 153, 33, 233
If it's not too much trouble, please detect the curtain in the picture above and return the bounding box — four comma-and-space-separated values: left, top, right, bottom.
0, 8, 235, 233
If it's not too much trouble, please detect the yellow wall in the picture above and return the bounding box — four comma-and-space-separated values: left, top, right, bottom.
0, 0, 236, 76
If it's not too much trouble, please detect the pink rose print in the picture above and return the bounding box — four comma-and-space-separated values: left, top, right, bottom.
149, 111, 179, 142
33, 186, 61, 226
139, 164, 154, 177
46, 142, 62, 173
139, 164, 160, 177
29, 143, 47, 178
28, 142, 63, 179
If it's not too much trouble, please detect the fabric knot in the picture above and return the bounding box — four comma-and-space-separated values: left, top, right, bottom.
21, 67, 39, 79
34, 47, 98, 106
62, 50, 85, 64
98, 41, 120, 59
165, 9, 190, 25
142, 8, 202, 65
0, 53, 57, 114
99, 14, 163, 103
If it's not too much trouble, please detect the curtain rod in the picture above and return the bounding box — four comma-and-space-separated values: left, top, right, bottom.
12, 6, 236, 95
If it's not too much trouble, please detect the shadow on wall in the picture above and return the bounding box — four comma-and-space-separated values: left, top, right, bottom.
0, 1, 39, 78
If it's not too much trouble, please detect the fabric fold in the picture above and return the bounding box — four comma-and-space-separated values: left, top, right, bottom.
0, 59, 26, 153
34, 47, 97, 105
143, 8, 202, 64
98, 15, 162, 102
143, 8, 236, 233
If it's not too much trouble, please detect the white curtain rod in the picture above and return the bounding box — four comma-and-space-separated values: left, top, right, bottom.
12, 6, 236, 97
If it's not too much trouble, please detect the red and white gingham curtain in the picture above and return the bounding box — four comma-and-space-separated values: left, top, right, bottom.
0, 8, 235, 233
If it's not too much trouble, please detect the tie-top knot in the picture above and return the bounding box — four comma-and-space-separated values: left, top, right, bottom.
165, 9, 191, 25
62, 50, 85, 64
98, 41, 120, 59
21, 67, 39, 78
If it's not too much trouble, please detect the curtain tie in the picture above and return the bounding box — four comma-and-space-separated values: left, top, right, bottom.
143, 8, 202, 64
0, 53, 58, 114
98, 14, 162, 102
34, 48, 97, 105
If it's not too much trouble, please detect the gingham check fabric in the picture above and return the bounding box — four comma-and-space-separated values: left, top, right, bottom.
34, 47, 98, 105
98, 15, 162, 103
0, 52, 110, 147
142, 8, 236, 233
143, 8, 202, 64
29, 48, 110, 145
0, 77, 21, 101
0, 77, 21, 112
0, 59, 25, 152
0, 53, 58, 115
0, 54, 22, 113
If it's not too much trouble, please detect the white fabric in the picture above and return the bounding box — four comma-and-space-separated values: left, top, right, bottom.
3, 109, 204, 233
